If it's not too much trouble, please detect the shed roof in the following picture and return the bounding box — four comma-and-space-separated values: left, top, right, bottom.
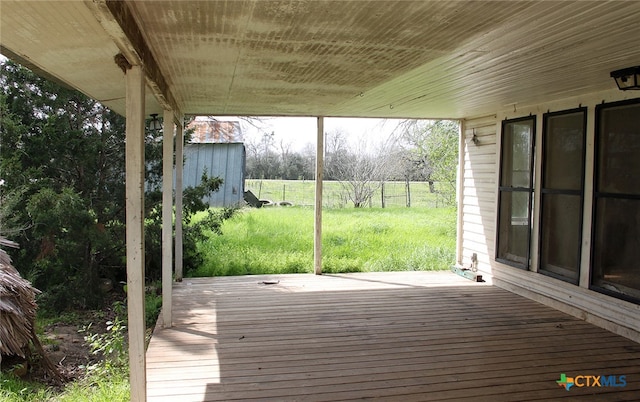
2, 1, 639, 119
187, 119, 243, 143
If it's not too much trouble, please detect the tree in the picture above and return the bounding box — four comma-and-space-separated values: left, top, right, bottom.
325, 130, 391, 208
1, 61, 128, 309
0, 60, 227, 311
245, 131, 281, 179
394, 120, 459, 205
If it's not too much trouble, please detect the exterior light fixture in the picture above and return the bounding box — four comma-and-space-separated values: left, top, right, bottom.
610, 66, 640, 90
148, 113, 162, 132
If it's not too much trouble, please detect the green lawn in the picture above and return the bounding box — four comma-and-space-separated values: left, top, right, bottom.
191, 206, 456, 277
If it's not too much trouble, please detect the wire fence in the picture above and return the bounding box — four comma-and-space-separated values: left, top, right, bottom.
245, 179, 455, 208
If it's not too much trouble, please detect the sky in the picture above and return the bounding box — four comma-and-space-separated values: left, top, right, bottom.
225, 116, 408, 152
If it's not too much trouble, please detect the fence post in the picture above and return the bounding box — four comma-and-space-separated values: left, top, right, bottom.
258, 180, 262, 199
406, 180, 411, 208
283, 184, 286, 201
381, 182, 385, 209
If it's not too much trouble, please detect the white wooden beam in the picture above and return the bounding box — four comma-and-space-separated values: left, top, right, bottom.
314, 117, 324, 275
87, 0, 180, 113
174, 120, 184, 281
456, 119, 465, 265
161, 109, 174, 327
124, 64, 146, 402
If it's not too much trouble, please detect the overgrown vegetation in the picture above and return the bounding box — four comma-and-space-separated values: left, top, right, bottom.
0, 60, 229, 312
0, 302, 131, 402
0, 289, 160, 401
0, 369, 130, 402
192, 206, 456, 277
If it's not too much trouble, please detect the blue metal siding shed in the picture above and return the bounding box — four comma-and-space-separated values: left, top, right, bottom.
181, 142, 246, 207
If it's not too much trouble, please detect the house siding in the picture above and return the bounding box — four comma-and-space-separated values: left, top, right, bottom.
460, 114, 498, 269
460, 92, 640, 342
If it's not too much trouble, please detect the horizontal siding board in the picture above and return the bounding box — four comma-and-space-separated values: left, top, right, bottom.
464, 153, 497, 166
463, 178, 496, 188
463, 234, 495, 251
461, 213, 491, 227
463, 221, 494, 237
463, 189, 496, 201
464, 144, 497, 156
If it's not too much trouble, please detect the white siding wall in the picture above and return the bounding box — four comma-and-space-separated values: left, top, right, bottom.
461, 90, 640, 342
460, 114, 498, 269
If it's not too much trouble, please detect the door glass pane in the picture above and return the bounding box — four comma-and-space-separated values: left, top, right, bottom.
592, 197, 640, 300
540, 194, 581, 281
501, 120, 533, 188
544, 112, 584, 190
598, 103, 640, 194
498, 191, 530, 265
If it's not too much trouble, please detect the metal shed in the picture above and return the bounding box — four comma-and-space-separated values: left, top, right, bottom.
182, 142, 246, 208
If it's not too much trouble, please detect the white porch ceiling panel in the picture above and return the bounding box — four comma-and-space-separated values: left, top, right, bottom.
2, 1, 640, 119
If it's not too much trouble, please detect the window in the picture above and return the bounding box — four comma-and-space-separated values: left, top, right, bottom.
497, 116, 535, 269
592, 99, 640, 303
539, 108, 586, 284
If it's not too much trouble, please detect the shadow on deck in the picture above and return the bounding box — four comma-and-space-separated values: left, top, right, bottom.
146, 272, 640, 401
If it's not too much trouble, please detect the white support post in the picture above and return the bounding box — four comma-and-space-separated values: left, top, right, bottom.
456, 120, 465, 265
314, 117, 324, 275
161, 109, 174, 327
125, 65, 146, 402
175, 120, 184, 281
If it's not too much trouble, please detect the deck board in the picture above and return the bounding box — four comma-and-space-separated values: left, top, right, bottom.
146, 272, 640, 401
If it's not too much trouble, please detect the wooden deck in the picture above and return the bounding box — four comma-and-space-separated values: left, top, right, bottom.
146, 272, 640, 401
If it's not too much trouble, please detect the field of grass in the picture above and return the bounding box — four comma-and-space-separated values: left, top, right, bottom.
191, 206, 456, 277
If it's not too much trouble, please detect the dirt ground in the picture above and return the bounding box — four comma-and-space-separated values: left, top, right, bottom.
0, 321, 106, 387
42, 322, 104, 381
1, 297, 121, 387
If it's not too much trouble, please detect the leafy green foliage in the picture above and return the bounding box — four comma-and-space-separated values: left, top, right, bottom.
80, 316, 127, 375
143, 171, 228, 281
145, 290, 163, 328
1, 60, 127, 310
397, 120, 460, 205
0, 60, 231, 312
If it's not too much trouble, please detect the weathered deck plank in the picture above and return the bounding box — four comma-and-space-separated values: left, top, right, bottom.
146, 272, 640, 401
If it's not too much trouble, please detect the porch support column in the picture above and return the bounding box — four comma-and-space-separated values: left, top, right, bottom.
175, 120, 185, 281
125, 64, 146, 402
456, 119, 465, 265
161, 109, 175, 327
314, 117, 324, 275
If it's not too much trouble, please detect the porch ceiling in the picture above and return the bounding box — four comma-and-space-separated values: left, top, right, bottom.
2, 1, 640, 119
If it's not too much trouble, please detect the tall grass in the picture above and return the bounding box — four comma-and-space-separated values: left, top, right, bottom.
192, 206, 456, 277
0, 370, 129, 402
